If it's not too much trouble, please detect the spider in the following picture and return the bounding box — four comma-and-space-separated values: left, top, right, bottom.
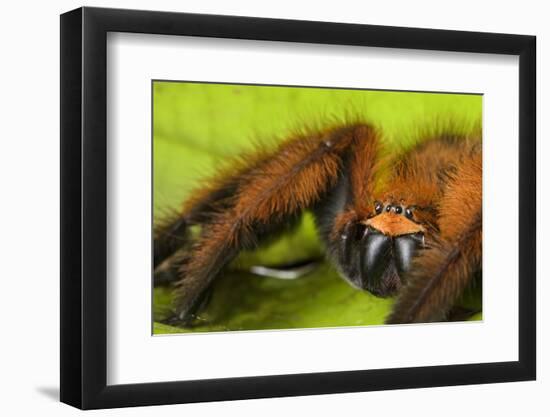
154, 122, 482, 326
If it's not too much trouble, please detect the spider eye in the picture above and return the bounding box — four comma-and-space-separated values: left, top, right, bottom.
405, 207, 413, 219
374, 201, 383, 214
395, 206, 403, 214
385, 205, 392, 212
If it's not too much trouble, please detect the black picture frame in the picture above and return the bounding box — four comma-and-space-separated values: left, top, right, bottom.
60, 6, 536, 410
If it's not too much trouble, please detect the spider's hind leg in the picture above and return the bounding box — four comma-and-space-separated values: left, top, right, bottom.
153, 171, 245, 286
154, 214, 188, 268
153, 213, 191, 287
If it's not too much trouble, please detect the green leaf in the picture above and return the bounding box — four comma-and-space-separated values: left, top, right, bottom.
154, 265, 395, 333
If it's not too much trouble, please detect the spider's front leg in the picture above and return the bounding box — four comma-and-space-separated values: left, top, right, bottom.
160, 124, 376, 325
386, 151, 482, 324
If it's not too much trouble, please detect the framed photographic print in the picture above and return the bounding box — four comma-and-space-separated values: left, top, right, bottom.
60, 6, 536, 410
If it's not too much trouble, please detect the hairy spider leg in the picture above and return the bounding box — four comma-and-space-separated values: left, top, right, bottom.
157, 124, 375, 324
386, 150, 482, 323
